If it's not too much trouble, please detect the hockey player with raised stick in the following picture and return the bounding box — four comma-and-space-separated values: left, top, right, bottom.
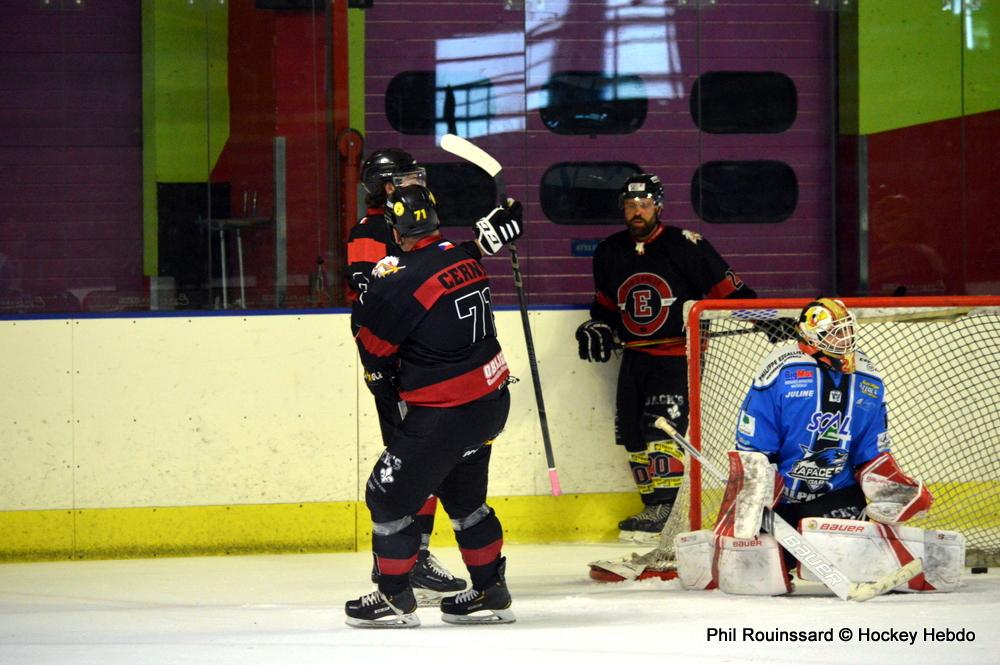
347, 150, 520, 605
345, 184, 522, 628
347, 149, 464, 602
576, 173, 756, 543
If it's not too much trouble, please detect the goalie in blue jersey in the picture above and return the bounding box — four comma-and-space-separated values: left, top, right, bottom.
672, 298, 965, 596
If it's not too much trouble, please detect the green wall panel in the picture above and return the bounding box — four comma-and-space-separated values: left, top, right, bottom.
964, 2, 1000, 116
142, 0, 231, 275
858, 0, 962, 135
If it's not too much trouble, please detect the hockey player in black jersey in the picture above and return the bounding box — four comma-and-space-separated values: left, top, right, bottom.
576, 173, 756, 544
347, 148, 465, 601
345, 184, 521, 628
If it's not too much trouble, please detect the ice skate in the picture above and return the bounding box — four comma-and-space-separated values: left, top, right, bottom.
618, 503, 672, 544
411, 550, 467, 606
345, 587, 419, 629
440, 558, 514, 625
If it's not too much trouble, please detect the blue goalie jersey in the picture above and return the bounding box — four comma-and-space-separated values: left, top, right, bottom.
734, 343, 890, 505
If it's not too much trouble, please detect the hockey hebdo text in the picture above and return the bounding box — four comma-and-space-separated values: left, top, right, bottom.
706, 626, 975, 645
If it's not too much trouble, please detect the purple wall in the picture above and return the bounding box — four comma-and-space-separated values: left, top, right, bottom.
364, 0, 834, 305
0, 1, 142, 313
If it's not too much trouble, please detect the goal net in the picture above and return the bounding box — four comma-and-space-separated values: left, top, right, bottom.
653, 296, 1000, 568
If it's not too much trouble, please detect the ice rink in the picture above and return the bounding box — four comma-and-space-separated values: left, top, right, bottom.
2, 542, 997, 665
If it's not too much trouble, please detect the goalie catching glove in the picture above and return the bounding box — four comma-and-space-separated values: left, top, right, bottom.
575, 319, 615, 362
857, 452, 933, 524
474, 198, 523, 256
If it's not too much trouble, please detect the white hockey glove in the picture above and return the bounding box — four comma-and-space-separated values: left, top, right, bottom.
575, 319, 615, 362
857, 452, 933, 524
475, 199, 523, 256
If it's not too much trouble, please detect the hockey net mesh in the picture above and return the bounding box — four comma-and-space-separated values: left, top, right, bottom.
652, 298, 1000, 567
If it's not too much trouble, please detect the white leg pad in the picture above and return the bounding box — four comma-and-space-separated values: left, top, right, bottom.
716, 534, 793, 596
673, 530, 716, 590
798, 518, 964, 592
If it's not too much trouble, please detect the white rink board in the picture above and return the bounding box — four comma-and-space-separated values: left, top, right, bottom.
0, 310, 631, 511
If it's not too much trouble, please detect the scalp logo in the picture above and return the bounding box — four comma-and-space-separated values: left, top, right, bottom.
617, 272, 676, 336
807, 411, 852, 442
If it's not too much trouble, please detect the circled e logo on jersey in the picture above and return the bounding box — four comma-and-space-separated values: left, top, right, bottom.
616, 272, 676, 336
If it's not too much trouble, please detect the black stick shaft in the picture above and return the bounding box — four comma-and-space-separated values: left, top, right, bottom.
496, 174, 560, 494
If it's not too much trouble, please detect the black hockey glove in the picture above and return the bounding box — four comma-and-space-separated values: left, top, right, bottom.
363, 368, 400, 404
475, 198, 523, 256
575, 319, 616, 362
750, 317, 800, 344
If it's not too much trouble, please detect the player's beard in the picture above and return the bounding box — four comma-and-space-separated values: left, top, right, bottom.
627, 214, 658, 241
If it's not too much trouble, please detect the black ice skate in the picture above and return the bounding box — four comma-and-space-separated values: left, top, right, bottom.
411, 550, 467, 606
344, 587, 419, 629
617, 503, 671, 544
440, 558, 514, 625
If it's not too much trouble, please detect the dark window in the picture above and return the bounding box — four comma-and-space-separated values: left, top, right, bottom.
690, 71, 797, 134
423, 163, 496, 225
540, 72, 647, 135
540, 162, 643, 225
691, 161, 797, 223
385, 71, 494, 136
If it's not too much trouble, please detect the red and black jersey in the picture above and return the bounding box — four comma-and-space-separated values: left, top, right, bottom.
346, 208, 400, 302
590, 224, 755, 355
353, 235, 509, 408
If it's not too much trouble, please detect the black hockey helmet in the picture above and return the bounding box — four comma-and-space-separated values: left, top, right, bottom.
618, 173, 664, 208
360, 148, 426, 195
385, 185, 441, 238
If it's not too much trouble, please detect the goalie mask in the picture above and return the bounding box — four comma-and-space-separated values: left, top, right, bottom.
360, 148, 426, 196
797, 298, 857, 373
385, 184, 440, 239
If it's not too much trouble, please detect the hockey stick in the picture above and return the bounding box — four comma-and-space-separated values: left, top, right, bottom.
652, 417, 922, 601
440, 133, 561, 496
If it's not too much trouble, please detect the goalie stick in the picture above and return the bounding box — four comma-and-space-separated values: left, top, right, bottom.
439, 133, 561, 496
652, 417, 923, 602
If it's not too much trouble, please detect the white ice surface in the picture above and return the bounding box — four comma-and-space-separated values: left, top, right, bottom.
1, 543, 997, 665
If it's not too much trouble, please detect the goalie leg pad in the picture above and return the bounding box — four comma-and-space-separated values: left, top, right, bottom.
716, 534, 793, 596
673, 530, 717, 590
798, 518, 964, 592
714, 450, 781, 539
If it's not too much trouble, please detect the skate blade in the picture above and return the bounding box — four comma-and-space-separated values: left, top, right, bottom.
345, 612, 421, 629
414, 589, 443, 607
441, 608, 515, 625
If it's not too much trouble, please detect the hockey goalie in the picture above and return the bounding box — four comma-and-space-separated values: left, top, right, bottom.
590, 298, 965, 594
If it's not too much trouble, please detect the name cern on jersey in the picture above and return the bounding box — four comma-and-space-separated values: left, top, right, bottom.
483, 351, 508, 386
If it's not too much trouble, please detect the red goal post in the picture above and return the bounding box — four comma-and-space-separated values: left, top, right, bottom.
683, 296, 1000, 565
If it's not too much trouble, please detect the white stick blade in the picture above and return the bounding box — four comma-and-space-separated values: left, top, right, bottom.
440, 134, 502, 177
847, 558, 923, 602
